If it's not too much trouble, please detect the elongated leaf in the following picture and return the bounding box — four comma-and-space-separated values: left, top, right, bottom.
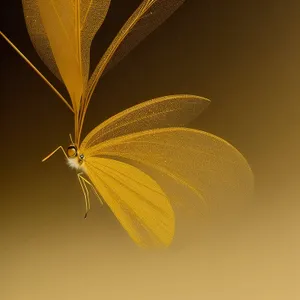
22, 0, 111, 109
102, 0, 186, 77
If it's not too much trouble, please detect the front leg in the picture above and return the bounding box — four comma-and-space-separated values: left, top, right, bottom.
77, 173, 90, 218
77, 172, 104, 218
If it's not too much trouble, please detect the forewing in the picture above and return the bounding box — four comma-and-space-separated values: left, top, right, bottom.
83, 128, 254, 212
81, 94, 210, 149
84, 157, 175, 248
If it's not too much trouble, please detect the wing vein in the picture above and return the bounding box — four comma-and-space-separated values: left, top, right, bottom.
98, 106, 195, 141
91, 140, 238, 166
86, 160, 169, 217
75, 0, 83, 77
87, 161, 170, 245
49, 0, 73, 45
81, 0, 94, 30
88, 152, 207, 209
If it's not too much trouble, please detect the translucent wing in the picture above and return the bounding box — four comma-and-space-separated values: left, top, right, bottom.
101, 0, 186, 77
81, 94, 210, 148
79, 0, 111, 86
79, 0, 186, 140
82, 128, 254, 215
22, 0, 111, 110
84, 157, 175, 248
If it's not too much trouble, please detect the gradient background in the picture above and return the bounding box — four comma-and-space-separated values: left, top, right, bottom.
1, 0, 300, 299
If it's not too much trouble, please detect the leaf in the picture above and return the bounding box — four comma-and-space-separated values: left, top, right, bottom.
22, 0, 111, 110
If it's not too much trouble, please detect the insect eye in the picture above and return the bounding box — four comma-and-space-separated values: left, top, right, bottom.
67, 146, 77, 158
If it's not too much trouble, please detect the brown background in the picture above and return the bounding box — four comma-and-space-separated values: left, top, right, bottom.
0, 0, 299, 299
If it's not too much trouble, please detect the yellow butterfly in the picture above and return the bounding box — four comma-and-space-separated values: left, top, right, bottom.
1, 0, 254, 248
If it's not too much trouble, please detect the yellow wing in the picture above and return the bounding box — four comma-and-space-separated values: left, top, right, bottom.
81, 94, 210, 148
80, 96, 253, 230
82, 128, 254, 213
22, 0, 111, 111
84, 157, 175, 248
78, 0, 186, 142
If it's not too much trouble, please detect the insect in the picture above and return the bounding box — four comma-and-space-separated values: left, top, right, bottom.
1, 0, 254, 247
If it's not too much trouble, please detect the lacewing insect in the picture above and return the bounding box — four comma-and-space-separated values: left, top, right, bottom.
1, 0, 253, 247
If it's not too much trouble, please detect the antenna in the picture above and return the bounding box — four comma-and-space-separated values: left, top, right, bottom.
69, 133, 75, 145
0, 31, 74, 113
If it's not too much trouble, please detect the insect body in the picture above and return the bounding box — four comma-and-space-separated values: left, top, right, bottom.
1, 0, 254, 248
66, 145, 85, 170
42, 141, 85, 171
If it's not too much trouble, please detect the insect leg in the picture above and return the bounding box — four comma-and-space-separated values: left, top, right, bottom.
78, 173, 104, 206
42, 146, 68, 162
77, 173, 90, 219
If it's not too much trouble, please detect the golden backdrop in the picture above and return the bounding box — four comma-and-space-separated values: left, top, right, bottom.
0, 0, 299, 299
